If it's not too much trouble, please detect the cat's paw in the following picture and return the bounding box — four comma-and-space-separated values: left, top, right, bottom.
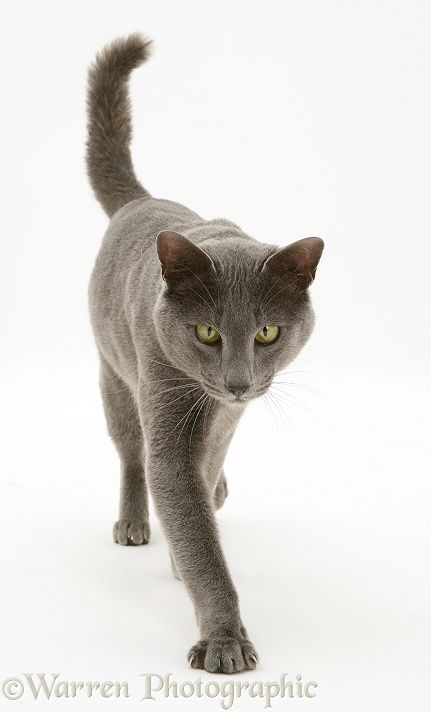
213, 474, 229, 510
187, 637, 258, 674
113, 519, 150, 545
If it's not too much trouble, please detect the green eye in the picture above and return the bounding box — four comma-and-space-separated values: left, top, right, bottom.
255, 325, 279, 345
196, 324, 221, 344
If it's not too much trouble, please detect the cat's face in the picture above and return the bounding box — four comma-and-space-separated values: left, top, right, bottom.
154, 231, 323, 404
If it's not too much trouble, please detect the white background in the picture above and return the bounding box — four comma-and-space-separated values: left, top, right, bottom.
1, 1, 430, 710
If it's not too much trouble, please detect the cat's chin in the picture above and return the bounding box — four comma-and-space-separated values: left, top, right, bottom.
218, 396, 250, 408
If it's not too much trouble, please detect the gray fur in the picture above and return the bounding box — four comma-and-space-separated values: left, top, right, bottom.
86, 34, 152, 216
86, 34, 324, 673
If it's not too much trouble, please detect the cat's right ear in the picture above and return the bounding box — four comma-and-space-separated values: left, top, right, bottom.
156, 231, 213, 283
263, 237, 324, 290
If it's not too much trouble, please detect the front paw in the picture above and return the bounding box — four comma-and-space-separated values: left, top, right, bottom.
113, 519, 150, 545
187, 637, 258, 673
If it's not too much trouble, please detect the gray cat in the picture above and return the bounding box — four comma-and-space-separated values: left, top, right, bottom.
86, 34, 324, 674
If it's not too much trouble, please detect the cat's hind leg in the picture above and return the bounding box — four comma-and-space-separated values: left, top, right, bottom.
99, 358, 150, 545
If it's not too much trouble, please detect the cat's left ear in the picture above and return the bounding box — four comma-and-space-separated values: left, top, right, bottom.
263, 237, 324, 289
156, 231, 213, 283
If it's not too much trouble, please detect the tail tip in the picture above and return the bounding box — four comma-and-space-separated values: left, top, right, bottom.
115, 32, 153, 65
91, 33, 153, 76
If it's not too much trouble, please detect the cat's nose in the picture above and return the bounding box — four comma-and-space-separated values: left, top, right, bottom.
225, 382, 250, 399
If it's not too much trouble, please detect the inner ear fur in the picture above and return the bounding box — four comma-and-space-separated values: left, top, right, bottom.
263, 237, 324, 289
156, 231, 213, 282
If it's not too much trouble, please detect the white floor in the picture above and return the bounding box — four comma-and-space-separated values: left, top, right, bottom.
1, 355, 430, 710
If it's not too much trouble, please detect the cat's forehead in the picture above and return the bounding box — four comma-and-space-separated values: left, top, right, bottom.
173, 237, 300, 324
205, 238, 272, 287
197, 240, 290, 324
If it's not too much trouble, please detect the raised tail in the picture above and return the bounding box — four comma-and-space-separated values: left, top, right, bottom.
86, 34, 152, 217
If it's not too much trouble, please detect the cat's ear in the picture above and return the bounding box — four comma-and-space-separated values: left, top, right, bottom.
263, 237, 324, 289
156, 231, 213, 283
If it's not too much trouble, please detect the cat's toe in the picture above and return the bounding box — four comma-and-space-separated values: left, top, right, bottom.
113, 519, 150, 545
187, 637, 258, 674
187, 640, 207, 669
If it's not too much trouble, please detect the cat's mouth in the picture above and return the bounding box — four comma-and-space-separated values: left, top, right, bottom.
201, 381, 270, 404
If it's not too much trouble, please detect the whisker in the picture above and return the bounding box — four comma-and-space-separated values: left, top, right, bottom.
105, 374, 196, 397
262, 391, 278, 432
146, 358, 185, 372
174, 392, 208, 447
202, 395, 213, 439
188, 394, 209, 464
270, 384, 318, 422
260, 284, 291, 311
157, 382, 199, 398
175, 263, 218, 310
267, 390, 298, 439
143, 375, 196, 384
277, 356, 337, 376
257, 274, 285, 314
163, 385, 202, 408
165, 392, 203, 442
186, 286, 216, 316
272, 379, 324, 399
275, 368, 336, 381
103, 386, 134, 396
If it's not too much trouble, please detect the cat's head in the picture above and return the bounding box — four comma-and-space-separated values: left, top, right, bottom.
153, 230, 323, 404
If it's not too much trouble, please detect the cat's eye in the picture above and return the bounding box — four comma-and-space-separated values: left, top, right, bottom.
255, 325, 279, 345
195, 324, 221, 344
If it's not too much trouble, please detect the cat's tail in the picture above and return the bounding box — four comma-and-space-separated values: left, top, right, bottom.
86, 34, 152, 217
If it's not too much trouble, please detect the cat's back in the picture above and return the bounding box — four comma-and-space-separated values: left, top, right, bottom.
88, 197, 202, 351
90, 196, 201, 293
102, 197, 202, 261
88, 196, 201, 381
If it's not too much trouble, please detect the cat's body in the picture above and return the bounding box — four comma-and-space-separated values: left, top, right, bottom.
87, 35, 323, 673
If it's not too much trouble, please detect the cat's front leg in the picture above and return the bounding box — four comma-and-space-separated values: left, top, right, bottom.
147, 448, 258, 672
140, 388, 258, 673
